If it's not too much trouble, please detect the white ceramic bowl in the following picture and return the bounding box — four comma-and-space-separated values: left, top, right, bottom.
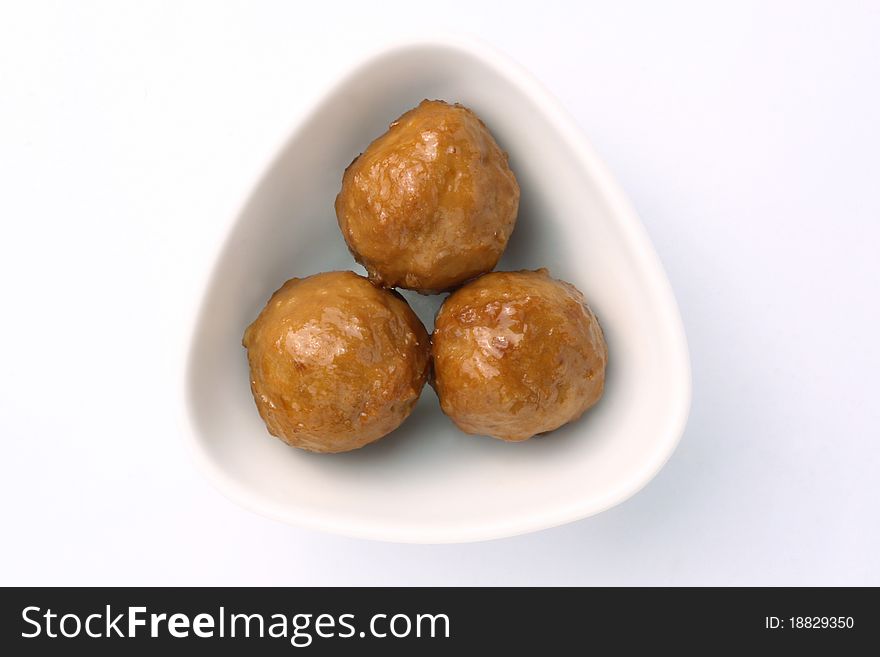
185, 37, 691, 543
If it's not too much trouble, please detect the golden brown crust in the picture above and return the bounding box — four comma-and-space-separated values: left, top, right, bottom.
242, 271, 430, 453
335, 100, 520, 294
431, 269, 607, 441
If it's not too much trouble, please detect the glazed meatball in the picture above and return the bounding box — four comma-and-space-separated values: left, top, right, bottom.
242, 271, 430, 453
335, 100, 520, 294
432, 269, 607, 441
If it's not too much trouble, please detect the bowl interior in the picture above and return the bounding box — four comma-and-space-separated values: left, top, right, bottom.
186, 41, 690, 542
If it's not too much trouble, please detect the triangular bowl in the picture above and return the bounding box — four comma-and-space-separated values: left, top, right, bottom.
185, 37, 691, 543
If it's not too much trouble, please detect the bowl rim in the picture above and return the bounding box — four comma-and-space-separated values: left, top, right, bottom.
182, 33, 692, 544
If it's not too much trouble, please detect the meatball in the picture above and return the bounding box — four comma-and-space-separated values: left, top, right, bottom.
335, 100, 520, 294
242, 271, 430, 453
432, 269, 607, 441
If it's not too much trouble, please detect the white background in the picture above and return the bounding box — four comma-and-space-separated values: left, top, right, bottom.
1, 1, 878, 585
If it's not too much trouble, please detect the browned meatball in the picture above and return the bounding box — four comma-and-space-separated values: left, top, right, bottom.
242, 271, 430, 453
432, 269, 607, 441
335, 100, 520, 294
